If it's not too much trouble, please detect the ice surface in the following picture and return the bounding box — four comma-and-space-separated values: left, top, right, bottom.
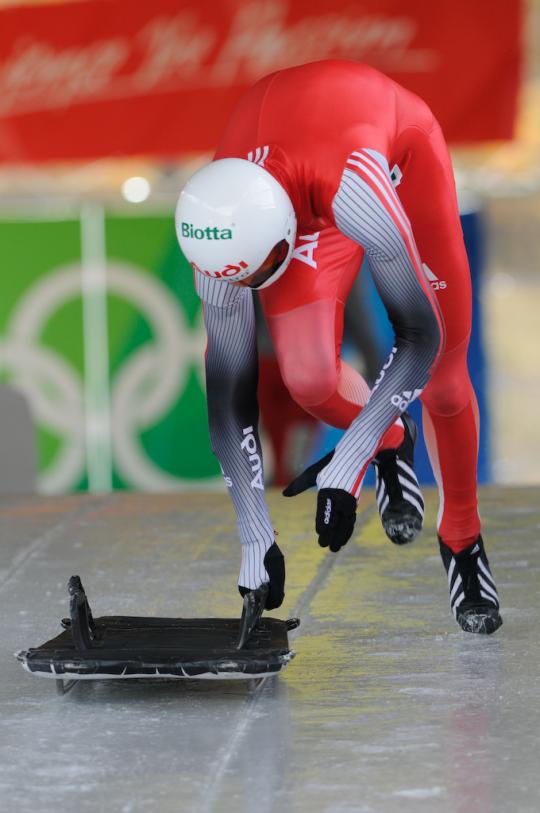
1, 488, 539, 812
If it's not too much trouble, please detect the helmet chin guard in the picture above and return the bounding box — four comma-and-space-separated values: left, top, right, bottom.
175, 158, 297, 288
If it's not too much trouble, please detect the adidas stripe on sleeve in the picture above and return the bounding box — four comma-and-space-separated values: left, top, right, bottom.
317, 148, 444, 497
197, 272, 275, 589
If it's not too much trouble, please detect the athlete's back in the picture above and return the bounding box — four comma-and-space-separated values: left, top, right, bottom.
216, 60, 435, 222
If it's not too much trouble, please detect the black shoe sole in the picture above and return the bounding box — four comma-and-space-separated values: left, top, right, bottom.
382, 510, 423, 545
457, 608, 503, 635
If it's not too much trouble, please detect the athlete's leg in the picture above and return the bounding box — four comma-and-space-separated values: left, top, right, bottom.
397, 120, 480, 551
421, 340, 481, 547
259, 227, 404, 450
258, 352, 318, 485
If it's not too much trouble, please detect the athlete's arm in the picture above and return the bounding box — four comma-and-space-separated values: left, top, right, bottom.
196, 273, 284, 607
317, 148, 444, 497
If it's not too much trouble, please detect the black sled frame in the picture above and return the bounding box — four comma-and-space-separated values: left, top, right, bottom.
16, 576, 299, 693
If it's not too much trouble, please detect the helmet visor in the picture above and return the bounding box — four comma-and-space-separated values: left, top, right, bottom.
241, 239, 290, 289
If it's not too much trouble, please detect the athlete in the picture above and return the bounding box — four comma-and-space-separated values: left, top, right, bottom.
176, 61, 502, 635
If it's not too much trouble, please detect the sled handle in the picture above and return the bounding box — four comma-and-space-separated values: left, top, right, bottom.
68, 575, 96, 651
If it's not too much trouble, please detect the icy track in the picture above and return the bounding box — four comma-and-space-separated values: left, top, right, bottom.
1, 487, 539, 813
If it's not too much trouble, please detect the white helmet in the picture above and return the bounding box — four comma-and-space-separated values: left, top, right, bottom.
175, 158, 297, 290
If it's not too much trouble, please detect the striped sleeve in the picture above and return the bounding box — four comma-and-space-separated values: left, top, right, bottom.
195, 271, 245, 307
317, 148, 444, 497
202, 286, 275, 588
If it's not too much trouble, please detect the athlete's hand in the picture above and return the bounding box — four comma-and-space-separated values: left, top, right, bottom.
239, 541, 285, 610
316, 488, 357, 552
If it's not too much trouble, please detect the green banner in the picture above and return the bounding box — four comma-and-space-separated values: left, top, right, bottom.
0, 211, 220, 492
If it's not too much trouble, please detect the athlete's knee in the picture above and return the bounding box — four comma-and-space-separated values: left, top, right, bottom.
421, 369, 473, 416
280, 355, 338, 407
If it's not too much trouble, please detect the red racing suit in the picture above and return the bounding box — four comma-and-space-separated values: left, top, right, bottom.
195, 61, 480, 589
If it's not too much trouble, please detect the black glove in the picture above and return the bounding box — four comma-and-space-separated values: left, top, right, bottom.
238, 542, 285, 610
316, 488, 357, 552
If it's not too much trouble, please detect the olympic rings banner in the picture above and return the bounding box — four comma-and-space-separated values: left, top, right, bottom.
0, 213, 221, 493
0, 0, 522, 162
0, 207, 490, 494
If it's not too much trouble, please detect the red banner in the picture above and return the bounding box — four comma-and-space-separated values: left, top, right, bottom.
0, 0, 522, 163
